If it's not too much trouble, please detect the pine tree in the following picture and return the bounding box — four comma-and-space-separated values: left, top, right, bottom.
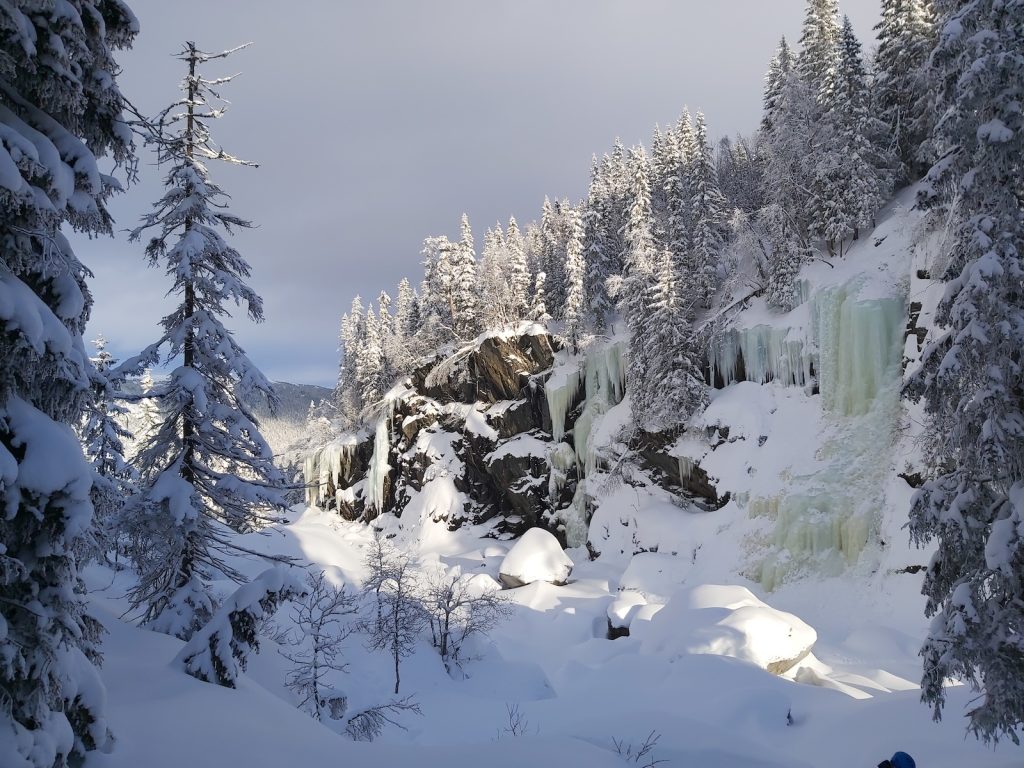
124, 43, 287, 640
797, 0, 841, 96
479, 223, 513, 328
452, 214, 480, 340
357, 306, 385, 409
336, 296, 365, 425
0, 2, 137, 762
137, 368, 163, 449
563, 206, 587, 352
506, 216, 532, 320
393, 278, 419, 370
873, 0, 937, 178
618, 146, 658, 417
82, 337, 135, 563
531, 271, 552, 322
540, 197, 568, 317
761, 37, 795, 132
690, 112, 729, 308
810, 16, 893, 251
583, 156, 617, 332
907, 0, 1024, 744
420, 235, 457, 346
636, 251, 708, 432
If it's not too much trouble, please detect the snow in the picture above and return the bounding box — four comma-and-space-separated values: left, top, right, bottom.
498, 528, 574, 588
632, 585, 817, 675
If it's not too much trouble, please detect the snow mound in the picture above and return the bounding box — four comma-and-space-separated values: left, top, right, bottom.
618, 552, 689, 603
498, 528, 574, 588
633, 585, 817, 674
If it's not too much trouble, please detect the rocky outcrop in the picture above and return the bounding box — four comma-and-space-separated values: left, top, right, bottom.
636, 432, 723, 508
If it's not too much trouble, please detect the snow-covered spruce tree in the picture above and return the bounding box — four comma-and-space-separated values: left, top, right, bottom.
136, 368, 162, 451
335, 295, 365, 426
420, 234, 458, 346
796, 0, 841, 97
636, 250, 708, 433
810, 16, 893, 252
563, 206, 587, 351
531, 270, 552, 323
540, 197, 568, 317
176, 566, 306, 688
907, 0, 1024, 744
582, 156, 617, 332
616, 146, 657, 425
479, 223, 516, 328
505, 216, 532, 320
451, 214, 480, 341
356, 306, 385, 410
124, 43, 288, 640
0, 3, 137, 764
761, 37, 795, 132
391, 278, 419, 373
81, 337, 135, 563
873, 0, 936, 178
690, 112, 729, 308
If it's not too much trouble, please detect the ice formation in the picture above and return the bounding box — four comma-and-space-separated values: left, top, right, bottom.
573, 341, 627, 475
711, 279, 906, 589
364, 413, 392, 513
547, 441, 577, 501
709, 325, 814, 389
545, 367, 581, 444
303, 437, 358, 507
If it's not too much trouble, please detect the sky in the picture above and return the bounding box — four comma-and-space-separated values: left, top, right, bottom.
81, 0, 883, 387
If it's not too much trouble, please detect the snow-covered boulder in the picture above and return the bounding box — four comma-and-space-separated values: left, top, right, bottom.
499, 527, 574, 588
632, 584, 816, 675
618, 552, 689, 603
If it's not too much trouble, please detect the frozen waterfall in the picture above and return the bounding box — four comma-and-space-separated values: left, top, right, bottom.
364, 413, 392, 513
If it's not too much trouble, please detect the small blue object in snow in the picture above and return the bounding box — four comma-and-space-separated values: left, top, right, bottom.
878, 752, 915, 768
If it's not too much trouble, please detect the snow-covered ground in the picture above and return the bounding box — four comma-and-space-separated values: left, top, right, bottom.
84, 502, 1018, 768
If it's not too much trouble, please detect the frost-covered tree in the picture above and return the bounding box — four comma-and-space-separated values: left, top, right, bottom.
617, 147, 658, 414
531, 270, 551, 323
0, 2, 137, 763
797, 0, 841, 96
176, 566, 306, 688
392, 278, 419, 372
423, 569, 511, 669
479, 223, 516, 328
810, 16, 893, 251
282, 570, 358, 721
690, 112, 729, 308
451, 214, 480, 340
563, 206, 587, 351
81, 337, 135, 563
907, 0, 1024, 744
582, 156, 618, 331
635, 251, 708, 432
123, 43, 288, 640
539, 197, 570, 317
137, 368, 162, 449
505, 216, 532, 320
356, 306, 385, 409
336, 295, 365, 425
363, 547, 426, 694
420, 234, 458, 345
761, 37, 795, 132
873, 0, 936, 177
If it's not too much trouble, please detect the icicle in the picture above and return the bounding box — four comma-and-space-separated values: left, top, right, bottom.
547, 442, 576, 501
365, 404, 394, 513
545, 368, 582, 443
710, 325, 814, 389
303, 450, 320, 507
677, 456, 695, 484
813, 287, 904, 417
561, 481, 590, 548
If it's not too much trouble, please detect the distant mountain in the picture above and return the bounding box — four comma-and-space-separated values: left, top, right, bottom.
252, 381, 333, 423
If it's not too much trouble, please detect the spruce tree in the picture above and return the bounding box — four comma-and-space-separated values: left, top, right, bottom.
563, 206, 587, 352
690, 112, 729, 307
82, 337, 135, 563
907, 0, 1024, 743
505, 216, 532, 320
873, 0, 937, 178
336, 295, 365, 425
452, 214, 480, 340
124, 43, 287, 640
637, 251, 708, 432
0, 2, 137, 762
582, 155, 618, 332
761, 37, 795, 132
810, 16, 893, 251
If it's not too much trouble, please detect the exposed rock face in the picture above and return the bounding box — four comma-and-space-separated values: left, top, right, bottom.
303, 327, 707, 546
636, 432, 722, 508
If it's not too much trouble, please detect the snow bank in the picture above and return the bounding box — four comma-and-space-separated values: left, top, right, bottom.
499, 528, 574, 588
633, 585, 817, 675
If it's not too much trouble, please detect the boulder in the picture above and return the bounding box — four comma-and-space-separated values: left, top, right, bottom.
485, 398, 540, 438
499, 527, 574, 588
631, 584, 816, 675
485, 434, 552, 525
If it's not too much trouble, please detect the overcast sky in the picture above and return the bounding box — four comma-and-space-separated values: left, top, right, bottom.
80, 0, 883, 387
